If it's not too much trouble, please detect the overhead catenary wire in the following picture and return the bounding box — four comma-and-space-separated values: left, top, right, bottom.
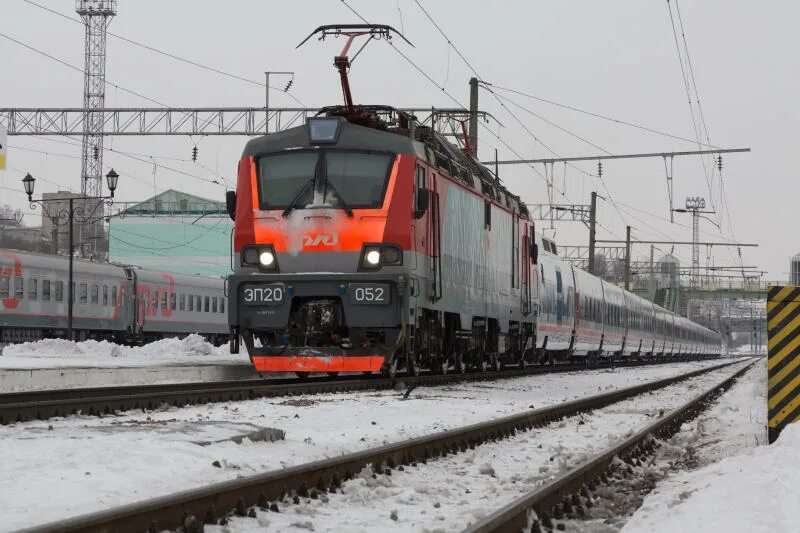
665, 0, 715, 212
483, 82, 718, 149
339, 0, 575, 203
21, 0, 307, 107
408, 0, 742, 263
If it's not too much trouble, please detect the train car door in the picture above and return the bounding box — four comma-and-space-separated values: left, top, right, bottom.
522, 223, 532, 315
428, 172, 442, 301
125, 268, 145, 335
555, 268, 564, 326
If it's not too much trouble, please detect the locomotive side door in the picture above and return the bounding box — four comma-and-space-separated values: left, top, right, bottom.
428, 172, 442, 302
521, 222, 532, 316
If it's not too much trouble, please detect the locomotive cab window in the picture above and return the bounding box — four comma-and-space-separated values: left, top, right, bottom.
257, 150, 394, 210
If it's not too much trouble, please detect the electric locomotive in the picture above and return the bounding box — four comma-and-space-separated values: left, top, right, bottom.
226, 25, 536, 377
225, 24, 722, 377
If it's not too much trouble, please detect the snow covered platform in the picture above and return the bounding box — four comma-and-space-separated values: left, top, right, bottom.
0, 335, 254, 392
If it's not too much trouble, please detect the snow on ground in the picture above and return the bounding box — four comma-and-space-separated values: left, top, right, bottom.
622, 359, 782, 533
0, 335, 246, 368
216, 362, 753, 533
0, 358, 745, 531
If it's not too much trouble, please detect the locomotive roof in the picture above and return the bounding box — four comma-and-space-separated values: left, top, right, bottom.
242, 106, 529, 217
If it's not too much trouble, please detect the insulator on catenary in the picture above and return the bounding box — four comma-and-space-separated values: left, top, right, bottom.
93, 146, 99, 160
191, 146, 198, 162
284, 79, 294, 92
597, 160, 603, 178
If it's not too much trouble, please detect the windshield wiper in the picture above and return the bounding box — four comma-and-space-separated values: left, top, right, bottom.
323, 180, 354, 217
281, 176, 316, 217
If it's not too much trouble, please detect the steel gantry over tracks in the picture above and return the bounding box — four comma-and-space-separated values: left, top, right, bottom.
0, 107, 490, 136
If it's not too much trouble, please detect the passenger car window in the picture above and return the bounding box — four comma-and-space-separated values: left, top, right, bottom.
14, 276, 23, 299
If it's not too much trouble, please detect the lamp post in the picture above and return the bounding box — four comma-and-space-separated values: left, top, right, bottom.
23, 169, 119, 341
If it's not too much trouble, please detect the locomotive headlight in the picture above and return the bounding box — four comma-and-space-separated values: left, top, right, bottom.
360, 245, 382, 270
259, 250, 275, 267
241, 245, 278, 271
360, 244, 402, 270
366, 249, 381, 265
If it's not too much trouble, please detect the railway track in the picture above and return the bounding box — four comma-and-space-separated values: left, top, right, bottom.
0, 356, 722, 425
465, 360, 758, 533
19, 359, 749, 533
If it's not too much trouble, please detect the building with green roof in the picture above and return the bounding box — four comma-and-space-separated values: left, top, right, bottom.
108, 189, 232, 277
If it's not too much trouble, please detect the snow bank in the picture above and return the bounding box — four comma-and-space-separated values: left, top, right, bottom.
624, 422, 800, 533
0, 334, 244, 367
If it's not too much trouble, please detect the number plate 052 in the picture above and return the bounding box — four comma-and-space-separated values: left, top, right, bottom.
349, 283, 390, 305
242, 284, 285, 306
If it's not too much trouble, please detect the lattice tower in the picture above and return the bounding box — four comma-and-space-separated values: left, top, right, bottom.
76, 0, 116, 257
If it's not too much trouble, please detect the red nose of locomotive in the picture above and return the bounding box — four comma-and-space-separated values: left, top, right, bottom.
227, 116, 418, 375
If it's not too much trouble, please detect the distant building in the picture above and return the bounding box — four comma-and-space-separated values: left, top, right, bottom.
108, 189, 232, 277
791, 253, 800, 286
1, 225, 48, 252
39, 191, 105, 256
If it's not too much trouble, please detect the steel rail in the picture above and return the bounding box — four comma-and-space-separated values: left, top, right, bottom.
19, 360, 745, 533
463, 359, 758, 533
0, 357, 721, 425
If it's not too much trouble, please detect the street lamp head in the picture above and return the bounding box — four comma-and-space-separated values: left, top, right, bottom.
22, 173, 35, 201
105, 168, 119, 197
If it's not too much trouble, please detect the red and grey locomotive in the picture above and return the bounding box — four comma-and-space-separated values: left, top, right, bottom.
225, 25, 720, 377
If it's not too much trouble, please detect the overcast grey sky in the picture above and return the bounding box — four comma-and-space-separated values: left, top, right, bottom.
1, 0, 796, 280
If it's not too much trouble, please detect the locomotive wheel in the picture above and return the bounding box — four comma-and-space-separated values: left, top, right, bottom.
518, 354, 527, 369
454, 352, 467, 374
492, 356, 502, 373
438, 355, 449, 375
381, 356, 399, 379
406, 354, 421, 377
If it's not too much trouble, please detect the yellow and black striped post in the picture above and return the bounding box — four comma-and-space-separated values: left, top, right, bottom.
767, 285, 800, 443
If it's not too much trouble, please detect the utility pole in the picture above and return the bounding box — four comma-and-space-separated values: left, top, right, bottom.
468, 77, 479, 155
76, 0, 116, 259
588, 191, 597, 275
624, 225, 632, 291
